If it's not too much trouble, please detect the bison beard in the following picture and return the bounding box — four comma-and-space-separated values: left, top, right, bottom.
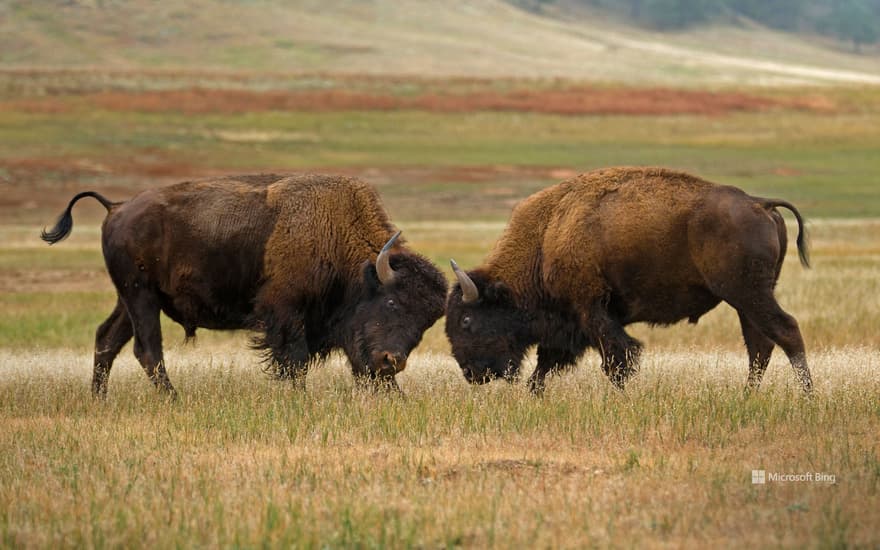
42, 174, 447, 397
446, 167, 813, 395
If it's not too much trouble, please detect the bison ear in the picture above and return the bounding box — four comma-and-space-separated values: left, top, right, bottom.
361, 260, 382, 295
483, 280, 512, 304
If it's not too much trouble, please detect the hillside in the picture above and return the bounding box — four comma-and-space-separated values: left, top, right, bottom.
2, 0, 880, 86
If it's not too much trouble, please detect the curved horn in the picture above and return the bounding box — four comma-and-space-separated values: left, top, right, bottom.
451, 259, 479, 304
376, 231, 401, 285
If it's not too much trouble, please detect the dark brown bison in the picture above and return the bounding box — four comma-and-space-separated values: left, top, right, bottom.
446, 167, 812, 394
42, 174, 447, 396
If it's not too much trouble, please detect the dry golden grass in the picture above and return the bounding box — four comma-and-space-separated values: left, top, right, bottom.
1, 347, 878, 548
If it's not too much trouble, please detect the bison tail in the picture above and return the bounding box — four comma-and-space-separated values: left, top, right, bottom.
761, 199, 810, 269
40, 191, 119, 245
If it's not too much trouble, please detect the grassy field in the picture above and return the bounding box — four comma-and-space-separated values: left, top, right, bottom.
4, 0, 880, 85
1, 74, 879, 547
2, 349, 878, 547
3, 79, 880, 225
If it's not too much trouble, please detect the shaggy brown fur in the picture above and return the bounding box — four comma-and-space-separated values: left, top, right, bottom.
42, 174, 448, 397
446, 167, 812, 394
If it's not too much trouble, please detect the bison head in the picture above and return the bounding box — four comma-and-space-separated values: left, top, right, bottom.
344, 232, 448, 382
445, 260, 531, 384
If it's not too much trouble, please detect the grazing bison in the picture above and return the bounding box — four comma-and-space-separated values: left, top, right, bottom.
42, 174, 447, 396
446, 167, 812, 394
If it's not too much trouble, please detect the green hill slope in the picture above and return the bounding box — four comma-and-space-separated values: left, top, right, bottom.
2, 0, 880, 85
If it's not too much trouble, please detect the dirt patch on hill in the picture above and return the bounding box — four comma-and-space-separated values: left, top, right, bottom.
2, 86, 835, 116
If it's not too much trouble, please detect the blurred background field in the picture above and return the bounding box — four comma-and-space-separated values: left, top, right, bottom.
2, 79, 879, 354
1, 0, 879, 547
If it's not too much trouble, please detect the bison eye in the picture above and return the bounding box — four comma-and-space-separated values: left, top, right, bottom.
386, 299, 396, 308
461, 316, 472, 329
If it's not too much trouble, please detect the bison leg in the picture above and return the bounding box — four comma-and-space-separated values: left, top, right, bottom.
587, 309, 642, 390
729, 295, 812, 393
528, 346, 580, 395
124, 290, 176, 397
92, 297, 134, 398
271, 334, 310, 390
252, 308, 312, 388
271, 339, 311, 390
738, 311, 774, 390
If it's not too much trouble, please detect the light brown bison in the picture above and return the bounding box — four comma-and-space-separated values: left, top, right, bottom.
446, 167, 812, 394
42, 174, 448, 396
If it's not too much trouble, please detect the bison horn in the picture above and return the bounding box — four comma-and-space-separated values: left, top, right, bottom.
376, 231, 401, 285
450, 259, 479, 304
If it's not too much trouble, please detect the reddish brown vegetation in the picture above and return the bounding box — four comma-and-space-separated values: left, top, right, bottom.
1, 87, 834, 116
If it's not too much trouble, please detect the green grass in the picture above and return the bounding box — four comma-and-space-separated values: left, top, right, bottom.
1, 292, 114, 349
4, 105, 880, 218
0, 248, 104, 270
